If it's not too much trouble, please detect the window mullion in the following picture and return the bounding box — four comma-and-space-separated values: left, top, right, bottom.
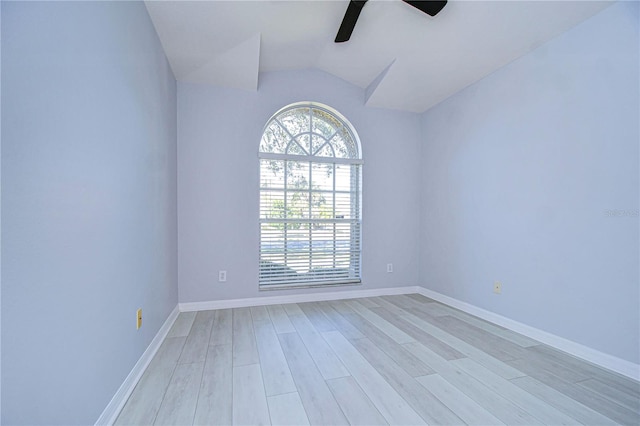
276, 118, 297, 146
351, 165, 360, 276
259, 152, 363, 165
307, 107, 313, 275
284, 159, 288, 267
308, 154, 312, 274
333, 162, 337, 269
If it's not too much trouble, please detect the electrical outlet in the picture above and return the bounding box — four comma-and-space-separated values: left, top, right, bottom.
136, 308, 142, 329
387, 263, 393, 273
493, 281, 502, 294
219, 270, 227, 282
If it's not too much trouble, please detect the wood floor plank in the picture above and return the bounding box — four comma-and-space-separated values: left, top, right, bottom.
382, 294, 438, 315
313, 301, 365, 340
250, 305, 270, 322
267, 392, 310, 426
179, 310, 214, 364
298, 302, 337, 332
530, 344, 640, 394
232, 307, 259, 366
404, 342, 540, 425
451, 357, 581, 425
342, 311, 435, 377
344, 300, 414, 344
210, 309, 232, 346
401, 298, 451, 317
402, 294, 530, 351
322, 331, 426, 425
384, 295, 460, 323
398, 310, 526, 379
267, 305, 296, 334
153, 336, 189, 367
416, 374, 505, 426
115, 337, 186, 426
515, 346, 592, 383
354, 297, 380, 308
298, 302, 336, 332
510, 376, 618, 425
422, 303, 459, 317
278, 332, 348, 425
527, 345, 594, 379
232, 364, 271, 426
507, 357, 640, 425
437, 314, 532, 357
326, 376, 388, 426
283, 302, 304, 316
577, 378, 640, 412
370, 307, 466, 360
350, 337, 463, 425
381, 295, 540, 347
193, 344, 232, 426
288, 313, 350, 380
368, 296, 408, 316
253, 319, 297, 396
419, 301, 539, 348
430, 315, 524, 362
154, 362, 204, 425
326, 299, 354, 315
405, 293, 436, 304
167, 312, 197, 338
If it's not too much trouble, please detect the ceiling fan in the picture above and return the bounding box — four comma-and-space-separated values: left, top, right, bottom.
335, 0, 447, 43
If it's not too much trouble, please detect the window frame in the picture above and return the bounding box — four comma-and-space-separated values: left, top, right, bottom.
258, 102, 363, 290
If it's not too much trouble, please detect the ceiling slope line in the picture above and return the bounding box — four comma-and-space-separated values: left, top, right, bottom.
365, 59, 396, 106
183, 33, 261, 91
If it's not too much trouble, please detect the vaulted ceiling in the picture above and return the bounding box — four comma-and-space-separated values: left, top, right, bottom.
145, 0, 612, 113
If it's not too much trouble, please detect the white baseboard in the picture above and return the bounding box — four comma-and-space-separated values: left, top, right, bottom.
416, 287, 640, 382
179, 286, 422, 312
95, 305, 180, 426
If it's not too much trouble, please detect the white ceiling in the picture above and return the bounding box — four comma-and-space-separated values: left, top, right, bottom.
145, 0, 612, 113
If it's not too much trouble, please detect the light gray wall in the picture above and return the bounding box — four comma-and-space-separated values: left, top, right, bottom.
0, 2, 3, 421
1, 2, 178, 424
178, 70, 422, 302
419, 1, 639, 364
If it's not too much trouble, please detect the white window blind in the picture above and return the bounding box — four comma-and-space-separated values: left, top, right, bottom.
259, 103, 362, 289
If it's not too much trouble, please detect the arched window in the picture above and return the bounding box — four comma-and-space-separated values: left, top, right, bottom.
259, 102, 363, 288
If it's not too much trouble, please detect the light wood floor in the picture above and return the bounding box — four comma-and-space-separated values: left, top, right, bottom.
115, 294, 640, 425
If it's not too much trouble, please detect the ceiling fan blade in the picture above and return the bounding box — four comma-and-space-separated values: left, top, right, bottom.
402, 0, 447, 17
335, 0, 368, 43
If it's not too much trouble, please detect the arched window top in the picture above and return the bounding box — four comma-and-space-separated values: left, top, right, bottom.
260, 102, 361, 160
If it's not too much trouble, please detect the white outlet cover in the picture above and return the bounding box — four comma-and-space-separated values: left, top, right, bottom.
219, 271, 227, 282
